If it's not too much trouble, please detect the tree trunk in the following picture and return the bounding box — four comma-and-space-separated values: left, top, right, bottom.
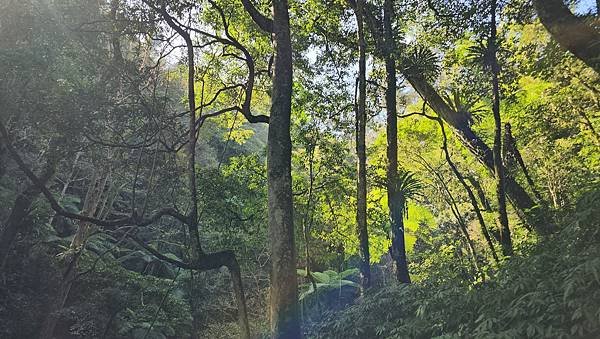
405, 74, 552, 234
503, 123, 543, 202
0, 139, 6, 179
533, 0, 600, 74
155, 7, 254, 339
226, 257, 251, 339
439, 120, 499, 263
268, 0, 300, 338
466, 176, 491, 211
384, 0, 410, 284
490, 0, 513, 257
302, 147, 318, 296
38, 167, 110, 339
353, 0, 371, 291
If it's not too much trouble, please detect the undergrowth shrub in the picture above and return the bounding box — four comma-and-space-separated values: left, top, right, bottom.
311, 188, 600, 338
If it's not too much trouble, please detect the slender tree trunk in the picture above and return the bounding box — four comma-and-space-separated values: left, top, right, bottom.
0, 139, 6, 179
182, 20, 203, 262
302, 147, 317, 295
466, 176, 491, 211
188, 270, 202, 339
353, 0, 371, 291
439, 120, 499, 263
383, 0, 410, 284
160, 8, 252, 338
533, 0, 600, 74
503, 123, 543, 202
490, 0, 512, 257
405, 74, 552, 233
227, 258, 251, 339
268, 1, 300, 337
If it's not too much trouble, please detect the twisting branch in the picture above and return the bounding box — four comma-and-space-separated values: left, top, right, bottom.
147, 0, 269, 124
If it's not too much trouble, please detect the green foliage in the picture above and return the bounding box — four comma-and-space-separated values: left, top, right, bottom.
311, 188, 600, 338
298, 268, 359, 303
400, 45, 440, 81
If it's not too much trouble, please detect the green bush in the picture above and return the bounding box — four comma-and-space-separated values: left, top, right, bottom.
311, 189, 600, 338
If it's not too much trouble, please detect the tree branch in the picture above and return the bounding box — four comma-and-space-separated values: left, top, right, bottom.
240, 0, 273, 33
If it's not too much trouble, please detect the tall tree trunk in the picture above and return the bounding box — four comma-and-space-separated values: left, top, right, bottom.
384, 0, 410, 284
353, 0, 371, 291
490, 0, 512, 257
159, 6, 252, 338
227, 257, 251, 339
532, 0, 600, 74
302, 147, 318, 296
405, 74, 552, 234
268, 0, 300, 337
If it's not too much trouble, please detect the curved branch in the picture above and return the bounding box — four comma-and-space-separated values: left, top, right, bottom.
240, 0, 273, 33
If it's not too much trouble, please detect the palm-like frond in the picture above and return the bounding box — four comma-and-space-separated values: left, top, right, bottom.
441, 88, 489, 123
466, 41, 493, 70
395, 170, 422, 200
401, 45, 440, 81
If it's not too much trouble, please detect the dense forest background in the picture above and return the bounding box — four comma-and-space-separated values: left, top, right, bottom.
0, 0, 599, 338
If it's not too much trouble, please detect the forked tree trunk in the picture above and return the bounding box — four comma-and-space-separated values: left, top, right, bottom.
353, 0, 371, 291
268, 0, 300, 337
159, 5, 252, 337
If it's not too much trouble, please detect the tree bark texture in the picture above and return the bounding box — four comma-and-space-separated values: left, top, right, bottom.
384, 0, 410, 284
268, 0, 301, 337
353, 0, 371, 290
